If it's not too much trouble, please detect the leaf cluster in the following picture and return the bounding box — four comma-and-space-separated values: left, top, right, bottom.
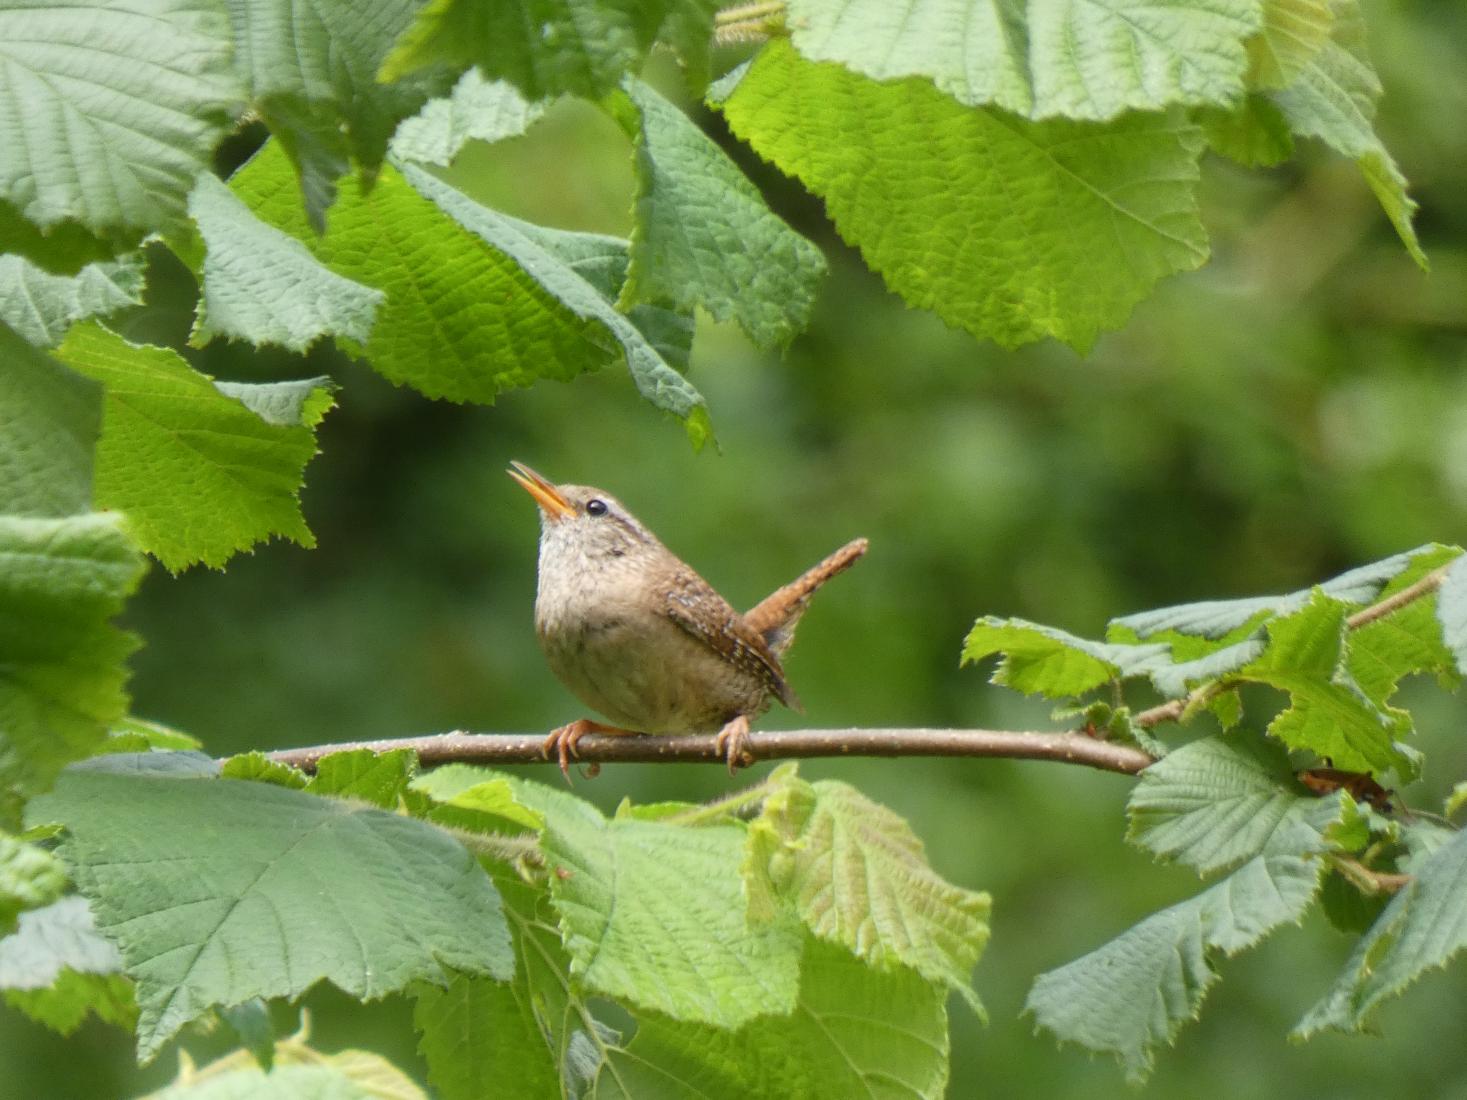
965, 545, 1467, 1079
10, 755, 988, 1099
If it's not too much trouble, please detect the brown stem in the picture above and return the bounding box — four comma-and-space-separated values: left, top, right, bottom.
265, 728, 1155, 776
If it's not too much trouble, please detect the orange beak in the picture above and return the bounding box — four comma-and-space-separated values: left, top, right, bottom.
508, 461, 576, 522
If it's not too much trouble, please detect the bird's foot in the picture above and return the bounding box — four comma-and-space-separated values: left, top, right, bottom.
542, 719, 637, 783
714, 714, 754, 775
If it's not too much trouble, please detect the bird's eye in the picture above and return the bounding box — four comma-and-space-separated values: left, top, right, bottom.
585, 499, 608, 517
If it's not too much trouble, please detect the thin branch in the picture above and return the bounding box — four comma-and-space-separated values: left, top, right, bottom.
1136, 562, 1455, 730
266, 728, 1155, 776
1345, 562, 1453, 629
1328, 854, 1413, 895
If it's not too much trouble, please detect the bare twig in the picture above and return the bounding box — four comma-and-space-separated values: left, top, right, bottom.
265, 728, 1155, 776
1328, 854, 1413, 895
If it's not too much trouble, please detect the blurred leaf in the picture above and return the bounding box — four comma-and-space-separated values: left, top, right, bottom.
1247, 0, 1335, 87
616, 78, 826, 350
718, 41, 1208, 351
29, 769, 514, 1063
56, 323, 336, 571
542, 794, 801, 1028
150, 1064, 388, 1100
747, 777, 990, 1013
0, 512, 144, 810
1435, 554, 1467, 677
1128, 736, 1347, 874
218, 999, 276, 1070
0, 255, 146, 348
783, 0, 1260, 120
220, 752, 309, 790
1028, 851, 1323, 1083
594, 938, 949, 1100
390, 69, 547, 167
381, 0, 711, 98
5, 968, 136, 1035
1296, 825, 1467, 1037
306, 749, 416, 808
1318, 868, 1389, 936
0, 328, 101, 517
107, 717, 203, 754
187, 173, 384, 353
963, 618, 1168, 696
1200, 94, 1296, 166
410, 769, 546, 835
215, 0, 448, 230
0, 896, 123, 991
1269, 0, 1425, 267
0, 0, 241, 265
0, 834, 66, 932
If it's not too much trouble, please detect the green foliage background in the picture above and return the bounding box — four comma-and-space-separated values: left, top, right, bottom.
5, 1, 1467, 1096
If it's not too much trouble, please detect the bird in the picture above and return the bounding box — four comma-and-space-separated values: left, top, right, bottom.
508, 461, 867, 776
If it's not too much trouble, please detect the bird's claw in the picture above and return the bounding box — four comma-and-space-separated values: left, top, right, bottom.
714, 715, 754, 775
543, 720, 591, 783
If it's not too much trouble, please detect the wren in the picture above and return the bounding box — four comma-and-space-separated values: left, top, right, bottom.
508, 461, 867, 776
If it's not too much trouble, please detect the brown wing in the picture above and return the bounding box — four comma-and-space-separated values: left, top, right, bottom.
662, 564, 801, 711
744, 537, 868, 658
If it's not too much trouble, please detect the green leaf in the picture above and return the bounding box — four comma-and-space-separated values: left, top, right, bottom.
1114, 545, 1438, 639
617, 78, 825, 350
963, 618, 1169, 697
382, 0, 668, 97
107, 716, 203, 754
1247, 0, 1335, 87
215, 0, 448, 229
0, 896, 122, 990
1435, 554, 1467, 677
1268, 0, 1425, 268
1128, 736, 1347, 874
220, 752, 309, 790
0, 834, 66, 931
1028, 851, 1322, 1083
1199, 94, 1295, 166
1346, 545, 1460, 705
390, 69, 547, 167
0, 512, 145, 810
4, 968, 136, 1036
719, 41, 1209, 351
231, 144, 710, 442
410, 769, 546, 836
0, 0, 241, 262
187, 173, 384, 353
1240, 593, 1412, 775
29, 769, 514, 1063
1296, 825, 1467, 1036
56, 323, 337, 571
784, 0, 1261, 121
542, 796, 801, 1028
414, 972, 560, 1100
0, 255, 146, 349
400, 163, 710, 438
0, 327, 102, 517
1318, 868, 1387, 936
306, 749, 416, 808
594, 938, 950, 1100
150, 1064, 386, 1100
747, 778, 990, 1013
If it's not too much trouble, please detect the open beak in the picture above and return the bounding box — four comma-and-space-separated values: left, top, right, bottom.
508, 461, 576, 522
